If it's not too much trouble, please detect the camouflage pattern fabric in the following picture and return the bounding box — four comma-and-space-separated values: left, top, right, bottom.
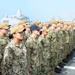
38, 35, 51, 75
0, 35, 9, 74
2, 40, 27, 75
25, 36, 40, 75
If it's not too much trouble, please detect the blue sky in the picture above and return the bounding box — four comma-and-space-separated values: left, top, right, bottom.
0, 0, 75, 22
